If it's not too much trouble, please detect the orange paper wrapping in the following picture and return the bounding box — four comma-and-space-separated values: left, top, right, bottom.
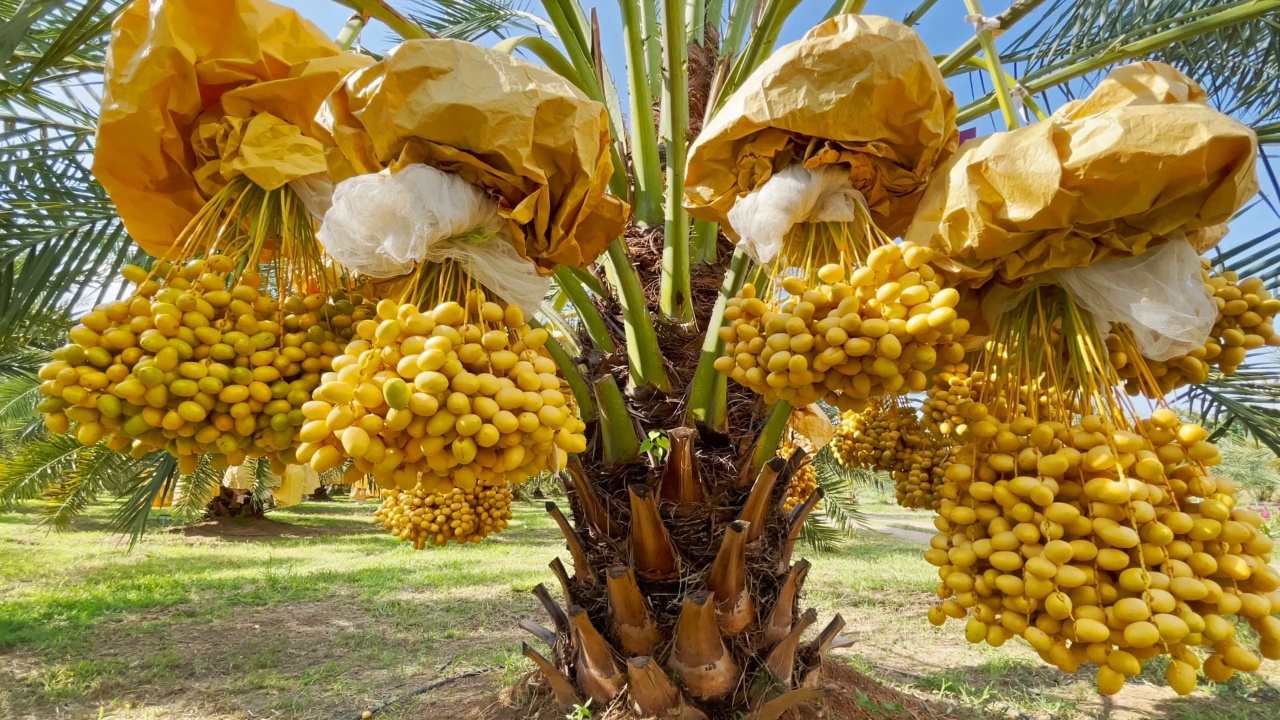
685, 15, 958, 240
94, 0, 370, 256
317, 39, 628, 273
906, 62, 1258, 287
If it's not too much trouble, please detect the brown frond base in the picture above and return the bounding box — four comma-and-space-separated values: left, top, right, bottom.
202, 486, 265, 520
506, 660, 954, 720
529, 422, 852, 718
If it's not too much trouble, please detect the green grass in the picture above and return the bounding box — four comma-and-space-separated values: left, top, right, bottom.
804, 530, 938, 610
882, 521, 935, 534
0, 499, 564, 719
913, 654, 1084, 718
3, 498, 1279, 720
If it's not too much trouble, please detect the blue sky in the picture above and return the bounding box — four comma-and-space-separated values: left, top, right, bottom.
277, 0, 1277, 247
279, 1, 987, 107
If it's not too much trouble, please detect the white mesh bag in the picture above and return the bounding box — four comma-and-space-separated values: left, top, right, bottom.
288, 173, 334, 220
1045, 235, 1216, 361
983, 235, 1217, 362
317, 163, 550, 313
726, 164, 866, 264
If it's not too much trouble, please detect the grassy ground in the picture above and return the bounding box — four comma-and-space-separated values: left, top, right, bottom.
1, 499, 1278, 720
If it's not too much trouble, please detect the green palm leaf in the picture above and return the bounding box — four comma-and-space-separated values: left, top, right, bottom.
798, 444, 868, 551
0, 347, 46, 379
0, 0, 117, 124
0, 373, 43, 449
109, 452, 178, 547
395, 0, 540, 40
0, 430, 80, 505
1003, 0, 1280, 124
254, 456, 283, 494
1177, 354, 1280, 454
42, 442, 151, 528
171, 455, 226, 522
0, 0, 136, 342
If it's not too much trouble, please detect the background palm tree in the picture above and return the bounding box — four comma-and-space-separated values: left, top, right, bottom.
2, 0, 1280, 715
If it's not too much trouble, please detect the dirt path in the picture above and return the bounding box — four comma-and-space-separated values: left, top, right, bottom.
862, 520, 933, 545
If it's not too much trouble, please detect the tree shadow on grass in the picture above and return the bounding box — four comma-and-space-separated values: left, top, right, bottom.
2, 587, 555, 720
1147, 670, 1280, 720
175, 516, 378, 539
1, 521, 566, 654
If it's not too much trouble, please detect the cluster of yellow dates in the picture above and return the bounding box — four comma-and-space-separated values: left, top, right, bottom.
292, 292, 584, 544
38, 259, 367, 472
778, 435, 820, 513
924, 363, 986, 439
833, 399, 949, 510
924, 391, 1280, 695
1113, 264, 1280, 396
716, 242, 966, 409
372, 483, 514, 548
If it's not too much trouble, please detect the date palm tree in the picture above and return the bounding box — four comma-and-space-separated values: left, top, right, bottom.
2, 0, 1280, 715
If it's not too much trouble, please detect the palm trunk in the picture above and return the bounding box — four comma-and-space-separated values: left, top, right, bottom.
202, 486, 266, 519
523, 230, 841, 716
531, 430, 838, 715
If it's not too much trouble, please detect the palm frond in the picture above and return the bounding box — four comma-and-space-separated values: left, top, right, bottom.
0, 347, 48, 379
797, 511, 845, 553
0, 148, 134, 341
171, 455, 224, 522
41, 442, 150, 529
0, 0, 119, 124
0, 0, 136, 343
250, 455, 280, 510
0, 430, 80, 506
109, 452, 178, 548
1256, 150, 1280, 217
1001, 0, 1280, 125
1176, 353, 1280, 455
0, 373, 42, 450
0, 368, 38, 415
798, 445, 868, 551
0, 311, 71, 354
1209, 227, 1280, 283
394, 0, 538, 41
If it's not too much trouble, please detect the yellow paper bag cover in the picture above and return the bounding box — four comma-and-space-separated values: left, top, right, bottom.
317, 39, 628, 273
906, 62, 1258, 287
94, 0, 371, 257
685, 15, 958, 240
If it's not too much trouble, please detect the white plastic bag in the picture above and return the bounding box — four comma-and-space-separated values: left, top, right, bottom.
982, 236, 1215, 361
222, 463, 255, 491
788, 404, 835, 451
1046, 236, 1216, 361
726, 164, 866, 264
318, 164, 550, 313
288, 173, 334, 220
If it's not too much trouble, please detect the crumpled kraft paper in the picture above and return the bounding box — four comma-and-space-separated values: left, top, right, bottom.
93, 0, 371, 256
271, 464, 320, 507
684, 15, 958, 240
905, 62, 1258, 287
789, 404, 835, 451
317, 39, 628, 273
